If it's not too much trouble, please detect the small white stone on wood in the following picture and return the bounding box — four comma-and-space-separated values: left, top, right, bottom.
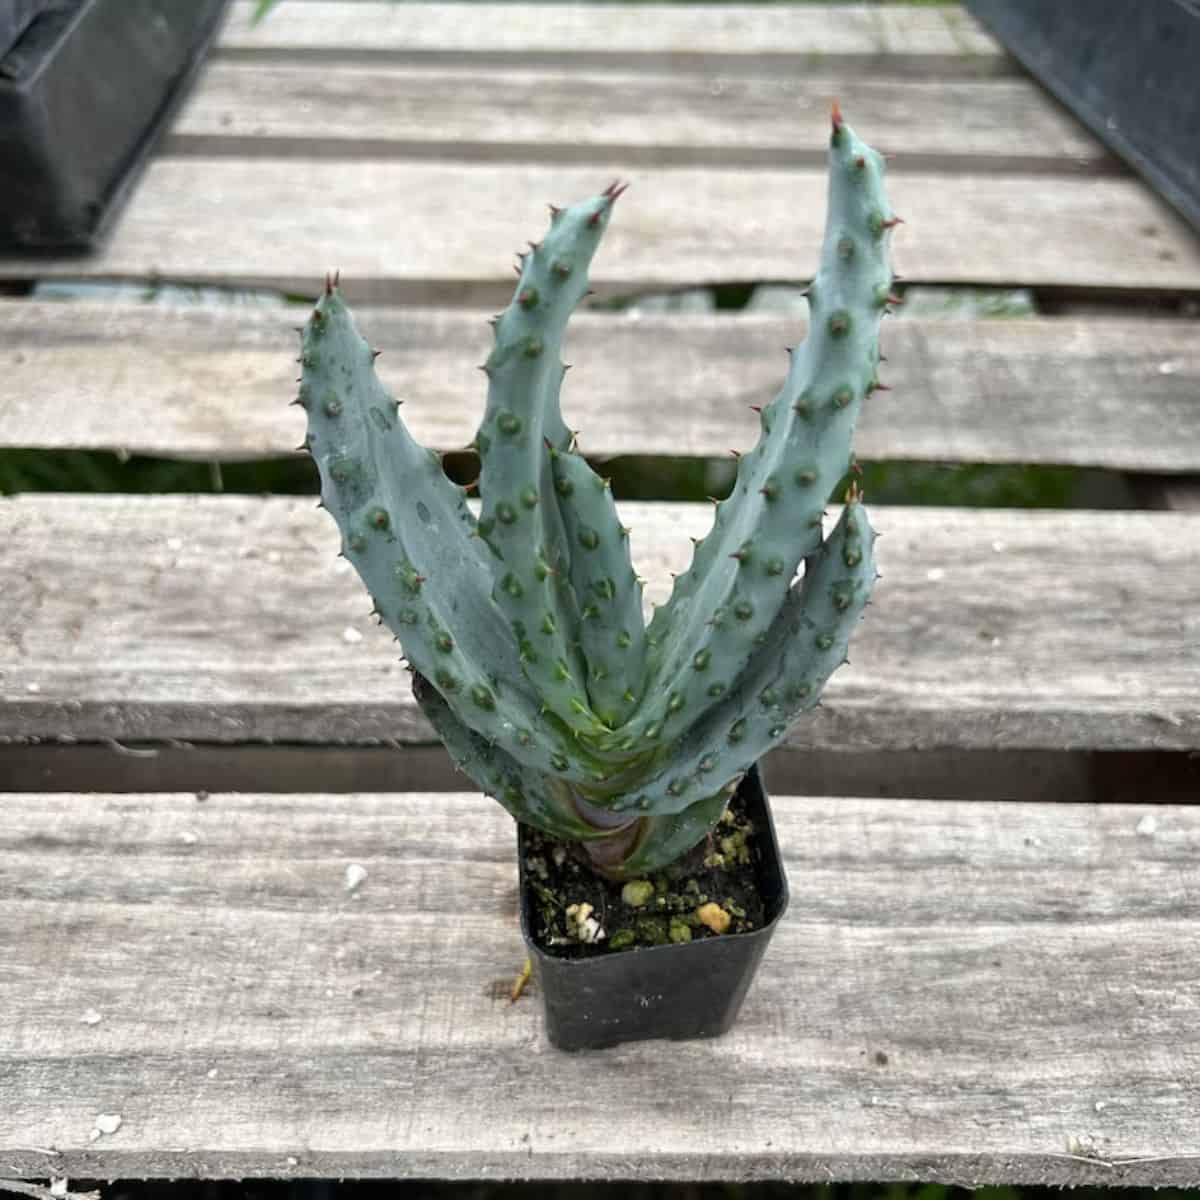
92, 1114, 122, 1138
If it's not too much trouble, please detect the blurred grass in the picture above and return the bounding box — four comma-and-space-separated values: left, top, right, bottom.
0, 449, 313, 497
0, 447, 1137, 510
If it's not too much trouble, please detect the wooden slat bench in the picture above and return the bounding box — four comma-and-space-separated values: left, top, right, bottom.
2, 1, 1199, 1188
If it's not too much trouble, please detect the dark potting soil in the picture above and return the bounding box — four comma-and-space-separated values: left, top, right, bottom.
521, 787, 767, 959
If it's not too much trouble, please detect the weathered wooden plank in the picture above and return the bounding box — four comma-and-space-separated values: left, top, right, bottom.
3, 162, 1197, 296
1, 790, 1198, 1184
169, 63, 1106, 171
2, 496, 1197, 750
219, 2, 1007, 72
4, 301, 1198, 471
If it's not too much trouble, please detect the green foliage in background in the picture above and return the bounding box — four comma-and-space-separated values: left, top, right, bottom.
0, 446, 1131, 510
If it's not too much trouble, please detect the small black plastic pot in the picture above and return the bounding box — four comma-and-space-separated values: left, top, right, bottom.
0, 0, 231, 250
518, 764, 788, 1052
0, 3, 54, 60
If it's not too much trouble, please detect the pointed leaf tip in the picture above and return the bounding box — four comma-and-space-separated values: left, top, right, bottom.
831, 98, 844, 132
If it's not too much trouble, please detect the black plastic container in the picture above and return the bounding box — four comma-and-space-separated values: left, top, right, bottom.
965, 0, 1200, 233
0, 0, 232, 250
0, 2, 52, 59
519, 764, 789, 1052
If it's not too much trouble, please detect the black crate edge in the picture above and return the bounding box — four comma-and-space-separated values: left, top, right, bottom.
0, 0, 233, 251
965, 0, 1200, 234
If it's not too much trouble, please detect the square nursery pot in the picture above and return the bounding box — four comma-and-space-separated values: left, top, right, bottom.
0, 0, 231, 250
964, 0, 1200, 233
519, 764, 789, 1052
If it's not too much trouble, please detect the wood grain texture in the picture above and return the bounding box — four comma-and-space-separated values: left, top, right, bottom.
3, 162, 1197, 297
170, 62, 1105, 170
220, 2, 1006, 66
1, 790, 1198, 1184
2, 495, 1197, 751
4, 301, 1199, 470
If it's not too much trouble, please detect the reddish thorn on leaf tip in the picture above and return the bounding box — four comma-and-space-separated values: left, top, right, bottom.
603, 180, 630, 201
748, 404, 763, 414
881, 216, 905, 229
831, 98, 843, 131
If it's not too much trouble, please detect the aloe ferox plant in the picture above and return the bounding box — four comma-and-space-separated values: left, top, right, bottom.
293, 107, 896, 880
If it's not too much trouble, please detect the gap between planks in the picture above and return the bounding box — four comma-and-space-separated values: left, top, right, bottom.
1, 744, 1199, 805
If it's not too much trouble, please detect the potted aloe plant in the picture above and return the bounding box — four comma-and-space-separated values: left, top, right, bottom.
292, 107, 897, 1050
